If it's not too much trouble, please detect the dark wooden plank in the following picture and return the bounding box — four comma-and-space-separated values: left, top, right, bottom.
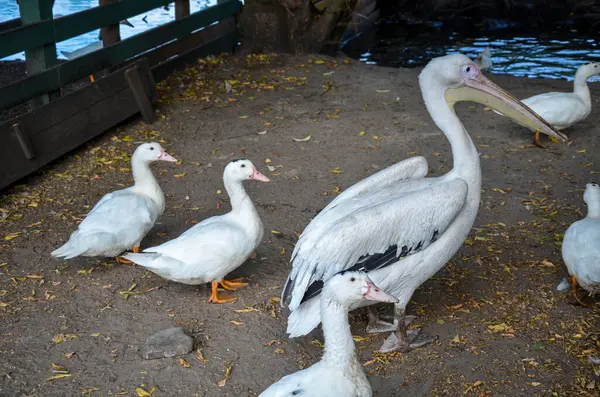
0, 1, 241, 110
140, 17, 236, 67
0, 62, 154, 190
12, 123, 36, 160
125, 65, 157, 123
0, 0, 171, 59
152, 31, 238, 82
0, 59, 151, 136
100, 0, 121, 46
19, 0, 59, 108
175, 0, 191, 20
0, 18, 21, 33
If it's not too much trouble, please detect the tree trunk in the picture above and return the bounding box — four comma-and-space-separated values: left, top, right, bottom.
239, 0, 357, 54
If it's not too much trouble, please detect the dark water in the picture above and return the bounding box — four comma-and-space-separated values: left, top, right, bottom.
345, 19, 600, 82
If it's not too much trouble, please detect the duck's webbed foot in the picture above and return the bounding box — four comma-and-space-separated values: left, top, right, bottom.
208, 281, 238, 304
366, 305, 417, 334
378, 307, 438, 353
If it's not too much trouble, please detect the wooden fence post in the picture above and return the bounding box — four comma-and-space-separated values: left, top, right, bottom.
18, 0, 59, 109
175, 0, 190, 20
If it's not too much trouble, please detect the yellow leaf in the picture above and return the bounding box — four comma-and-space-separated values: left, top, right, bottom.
577, 149, 587, 153
271, 229, 282, 235
313, 59, 325, 64
330, 167, 343, 174
230, 320, 244, 326
239, 115, 249, 119
372, 136, 380, 140
179, 358, 191, 368
0, 302, 11, 307
217, 364, 232, 387
274, 348, 285, 354
51, 363, 67, 371
46, 374, 72, 381
451, 335, 461, 343
136, 387, 152, 396
265, 158, 272, 164
359, 131, 366, 136
376, 89, 390, 93
216, 189, 222, 195
4, 233, 20, 241
174, 172, 187, 178
233, 307, 258, 313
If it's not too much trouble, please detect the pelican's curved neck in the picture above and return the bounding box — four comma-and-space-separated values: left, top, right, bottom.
421, 87, 479, 172
573, 69, 591, 106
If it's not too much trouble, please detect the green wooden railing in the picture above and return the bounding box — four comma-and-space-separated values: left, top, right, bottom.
0, 0, 240, 110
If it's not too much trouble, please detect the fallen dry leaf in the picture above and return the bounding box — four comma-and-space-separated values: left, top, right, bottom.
217, 363, 233, 387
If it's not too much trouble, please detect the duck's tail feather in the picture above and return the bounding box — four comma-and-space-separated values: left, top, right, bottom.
120, 252, 186, 278
286, 296, 322, 338
51, 231, 116, 259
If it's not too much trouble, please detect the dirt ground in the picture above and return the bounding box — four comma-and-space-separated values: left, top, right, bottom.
0, 54, 599, 397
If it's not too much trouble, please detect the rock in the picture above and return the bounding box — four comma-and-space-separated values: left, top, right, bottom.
141, 327, 193, 360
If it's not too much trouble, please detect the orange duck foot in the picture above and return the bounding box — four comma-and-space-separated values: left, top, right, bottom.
208, 281, 238, 303
219, 278, 248, 291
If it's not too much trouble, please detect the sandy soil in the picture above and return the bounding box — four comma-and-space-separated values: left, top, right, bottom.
0, 54, 599, 397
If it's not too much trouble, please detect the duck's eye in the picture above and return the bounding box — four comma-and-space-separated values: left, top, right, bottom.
241, 164, 246, 168
350, 277, 355, 282
150, 147, 155, 151
466, 66, 471, 72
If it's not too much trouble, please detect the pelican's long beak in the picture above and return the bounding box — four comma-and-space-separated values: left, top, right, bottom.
445, 71, 567, 142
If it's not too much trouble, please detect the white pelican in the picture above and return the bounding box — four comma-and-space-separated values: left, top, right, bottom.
495, 62, 600, 147
281, 54, 566, 353
562, 182, 600, 303
475, 47, 493, 72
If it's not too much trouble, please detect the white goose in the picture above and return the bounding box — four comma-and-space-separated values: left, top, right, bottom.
281, 54, 566, 353
562, 182, 600, 300
51, 142, 177, 260
495, 62, 600, 147
259, 271, 398, 397
122, 159, 270, 303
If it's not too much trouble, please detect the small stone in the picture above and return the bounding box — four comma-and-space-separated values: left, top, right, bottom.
141, 327, 193, 360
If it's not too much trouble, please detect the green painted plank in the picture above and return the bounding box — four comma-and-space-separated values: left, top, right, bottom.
0, 1, 241, 110
0, 21, 53, 58
0, 0, 172, 58
0, 18, 21, 33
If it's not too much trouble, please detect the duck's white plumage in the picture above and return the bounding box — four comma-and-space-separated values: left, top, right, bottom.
51, 142, 177, 259
562, 183, 600, 293
496, 62, 600, 131
122, 159, 270, 301
475, 47, 493, 72
260, 272, 397, 397
281, 54, 565, 350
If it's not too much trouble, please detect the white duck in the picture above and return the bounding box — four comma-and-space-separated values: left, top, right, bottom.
122, 159, 270, 303
259, 271, 398, 397
475, 47, 493, 72
495, 62, 600, 147
51, 142, 177, 260
281, 54, 565, 353
562, 182, 600, 301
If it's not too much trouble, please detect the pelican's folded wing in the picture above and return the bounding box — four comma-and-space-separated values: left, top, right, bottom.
283, 178, 468, 310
